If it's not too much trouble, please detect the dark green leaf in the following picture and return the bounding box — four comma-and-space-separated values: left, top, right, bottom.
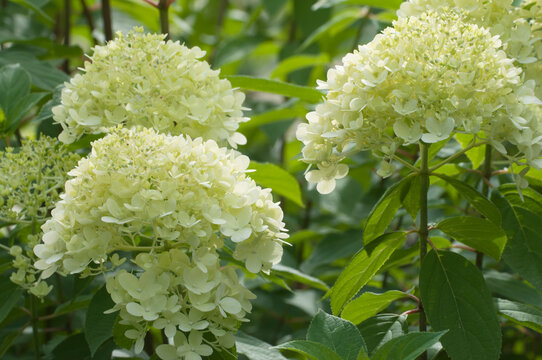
495, 298, 542, 333
113, 316, 134, 350
358, 314, 408, 356
493, 185, 542, 291
53, 333, 91, 359
436, 216, 507, 260
330, 232, 405, 315
85, 286, 117, 356
364, 176, 411, 244
0, 276, 23, 324
341, 290, 406, 325
435, 174, 501, 225
236, 331, 288, 360
484, 270, 542, 308
274, 340, 343, 360
226, 75, 323, 103
400, 175, 420, 220
372, 332, 447, 360
307, 310, 367, 360
420, 251, 501, 360
248, 162, 304, 207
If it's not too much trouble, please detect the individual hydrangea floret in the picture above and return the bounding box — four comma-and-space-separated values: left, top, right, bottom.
398, 0, 542, 97
0, 136, 80, 223
53, 27, 248, 148
34, 127, 287, 278
297, 9, 542, 193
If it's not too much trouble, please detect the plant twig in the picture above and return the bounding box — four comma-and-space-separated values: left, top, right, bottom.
418, 141, 429, 360
101, 0, 113, 41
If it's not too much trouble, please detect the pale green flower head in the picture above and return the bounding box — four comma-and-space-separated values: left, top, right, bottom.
34, 127, 287, 276
0, 136, 80, 222
297, 9, 542, 193
53, 27, 248, 148
398, 0, 542, 96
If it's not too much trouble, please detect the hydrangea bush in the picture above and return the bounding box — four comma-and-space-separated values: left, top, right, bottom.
297, 9, 542, 193
53, 28, 248, 148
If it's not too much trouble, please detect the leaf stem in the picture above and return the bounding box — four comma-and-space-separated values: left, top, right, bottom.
429, 139, 487, 172
418, 141, 429, 360
476, 144, 493, 269
393, 154, 420, 173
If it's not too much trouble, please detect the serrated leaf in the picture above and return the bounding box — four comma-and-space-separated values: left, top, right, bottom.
330, 232, 405, 315
493, 185, 542, 291
236, 331, 288, 360
495, 298, 542, 333
85, 286, 117, 356
307, 310, 367, 360
371, 331, 447, 360
226, 75, 323, 103
274, 340, 343, 360
248, 162, 304, 207
420, 250, 501, 360
358, 314, 408, 356
484, 270, 542, 308
436, 216, 507, 260
364, 176, 411, 244
435, 174, 501, 225
272, 264, 329, 291
0, 275, 23, 324
341, 290, 406, 325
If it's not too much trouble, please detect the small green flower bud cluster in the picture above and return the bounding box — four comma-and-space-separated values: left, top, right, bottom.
53, 28, 248, 148
0, 136, 80, 223
9, 240, 52, 298
297, 9, 542, 193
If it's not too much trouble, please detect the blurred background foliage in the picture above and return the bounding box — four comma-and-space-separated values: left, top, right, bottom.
1, 0, 542, 359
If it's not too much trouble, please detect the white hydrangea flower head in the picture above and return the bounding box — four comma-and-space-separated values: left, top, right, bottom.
53, 27, 248, 148
297, 9, 542, 194
106, 249, 255, 359
34, 127, 287, 277
398, 0, 542, 96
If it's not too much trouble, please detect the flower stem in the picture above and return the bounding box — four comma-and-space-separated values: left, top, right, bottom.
429, 139, 487, 172
101, 0, 113, 41
418, 141, 429, 360
158, 0, 169, 40
476, 144, 493, 269
30, 295, 40, 360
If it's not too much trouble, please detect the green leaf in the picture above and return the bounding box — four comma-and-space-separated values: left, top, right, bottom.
455, 134, 485, 169
53, 333, 91, 359
420, 250, 501, 360
239, 103, 306, 130
484, 270, 542, 308
113, 316, 134, 350
493, 185, 542, 291
236, 331, 288, 360
274, 340, 343, 360
0, 329, 19, 357
226, 75, 323, 103
271, 54, 329, 81
364, 176, 411, 244
436, 216, 507, 260
400, 175, 420, 220
495, 298, 542, 333
248, 161, 304, 207
330, 232, 406, 315
435, 174, 501, 225
341, 290, 406, 325
85, 286, 117, 356
371, 332, 447, 360
358, 314, 408, 356
300, 229, 363, 274
307, 310, 367, 360
0, 275, 23, 324
272, 264, 329, 291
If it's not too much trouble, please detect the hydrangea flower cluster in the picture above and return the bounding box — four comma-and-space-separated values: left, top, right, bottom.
53, 28, 248, 148
33, 127, 287, 358
106, 249, 255, 359
0, 137, 79, 296
0, 136, 80, 223
296, 9, 542, 193
398, 0, 542, 96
